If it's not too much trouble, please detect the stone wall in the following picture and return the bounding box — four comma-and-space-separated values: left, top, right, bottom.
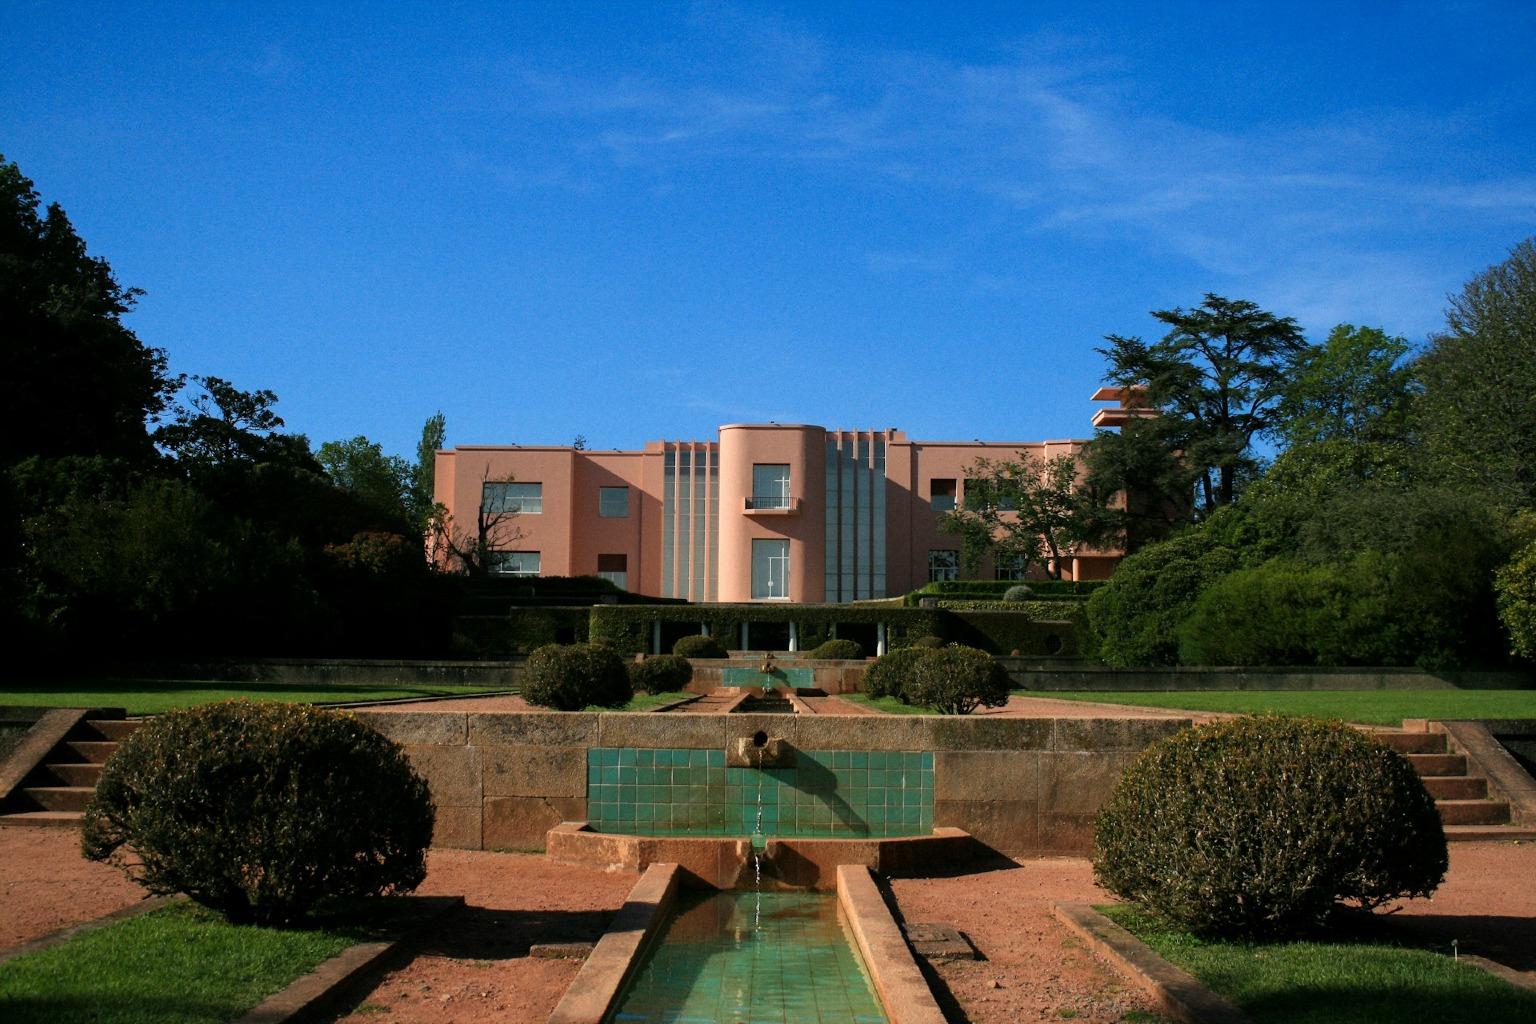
352, 710, 1194, 857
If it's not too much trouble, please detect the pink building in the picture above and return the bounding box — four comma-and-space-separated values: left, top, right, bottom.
433, 394, 1134, 601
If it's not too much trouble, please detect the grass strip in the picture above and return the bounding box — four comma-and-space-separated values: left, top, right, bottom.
0, 681, 511, 715
1015, 690, 1536, 725
587, 691, 693, 712
836, 693, 936, 715
0, 900, 401, 1024
1101, 905, 1536, 1024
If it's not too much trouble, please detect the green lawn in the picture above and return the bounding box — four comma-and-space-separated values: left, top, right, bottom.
1018, 690, 1536, 725
1102, 905, 1536, 1024
0, 900, 401, 1024
836, 693, 936, 715
0, 680, 512, 716
590, 691, 694, 712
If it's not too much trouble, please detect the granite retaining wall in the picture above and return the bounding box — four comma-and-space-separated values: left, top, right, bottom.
351, 710, 1195, 858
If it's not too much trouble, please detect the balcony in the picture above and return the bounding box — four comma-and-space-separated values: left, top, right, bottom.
744, 496, 802, 515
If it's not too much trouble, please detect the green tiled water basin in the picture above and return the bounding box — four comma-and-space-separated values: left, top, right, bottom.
609, 891, 887, 1024
587, 748, 934, 837
721, 667, 815, 687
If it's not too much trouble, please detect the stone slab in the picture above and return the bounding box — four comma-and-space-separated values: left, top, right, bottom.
904, 923, 978, 963
547, 863, 680, 1024
934, 750, 1039, 803
531, 942, 595, 960
481, 744, 586, 798
483, 795, 585, 851
470, 712, 599, 748
353, 711, 467, 747
1053, 903, 1250, 1024
402, 744, 481, 804
837, 865, 948, 1024
430, 803, 482, 850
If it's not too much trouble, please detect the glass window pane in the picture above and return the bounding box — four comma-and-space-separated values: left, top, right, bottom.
598, 486, 629, 517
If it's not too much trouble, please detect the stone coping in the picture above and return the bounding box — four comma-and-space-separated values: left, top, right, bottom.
546, 862, 681, 1024
1440, 721, 1536, 827
233, 895, 463, 1024
355, 708, 1195, 753
1053, 903, 1250, 1024
546, 821, 978, 890
836, 865, 947, 1024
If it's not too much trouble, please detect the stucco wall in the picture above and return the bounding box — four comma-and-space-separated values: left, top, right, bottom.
353, 710, 1192, 858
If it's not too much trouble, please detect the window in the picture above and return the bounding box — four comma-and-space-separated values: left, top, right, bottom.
752, 539, 790, 599
995, 553, 1030, 580
749, 464, 791, 509
482, 481, 542, 514
930, 478, 956, 512
928, 549, 959, 582
963, 479, 1017, 512
597, 553, 628, 590
598, 486, 629, 517
490, 551, 540, 577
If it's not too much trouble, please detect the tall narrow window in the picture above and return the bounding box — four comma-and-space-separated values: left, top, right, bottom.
597, 553, 628, 590
750, 464, 791, 509
928, 549, 959, 582
929, 479, 956, 512
598, 487, 629, 517
995, 553, 1030, 580
482, 481, 542, 514
752, 539, 790, 599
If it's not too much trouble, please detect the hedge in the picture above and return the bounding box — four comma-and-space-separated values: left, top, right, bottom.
946, 610, 1081, 656
588, 604, 946, 655
903, 579, 1104, 605
449, 609, 591, 657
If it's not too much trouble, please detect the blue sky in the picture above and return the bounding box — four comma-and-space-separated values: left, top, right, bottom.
5, 2, 1534, 458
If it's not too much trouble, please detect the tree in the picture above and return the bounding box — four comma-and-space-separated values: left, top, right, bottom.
1496, 515, 1536, 661
1080, 415, 1195, 552
1275, 324, 1418, 451
409, 412, 446, 530
155, 375, 316, 473
316, 435, 413, 529
429, 467, 524, 576
1414, 238, 1536, 506
1, 156, 174, 467
941, 452, 1108, 579
1098, 295, 1307, 515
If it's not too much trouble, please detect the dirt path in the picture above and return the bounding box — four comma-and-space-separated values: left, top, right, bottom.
0, 827, 150, 949
1384, 840, 1536, 977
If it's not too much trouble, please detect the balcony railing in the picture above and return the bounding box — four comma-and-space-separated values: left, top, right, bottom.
744, 496, 801, 513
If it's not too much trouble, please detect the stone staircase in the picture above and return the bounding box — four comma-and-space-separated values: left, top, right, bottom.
0, 716, 142, 828
1368, 727, 1536, 841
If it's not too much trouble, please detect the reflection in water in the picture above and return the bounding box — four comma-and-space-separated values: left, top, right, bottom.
610, 891, 887, 1024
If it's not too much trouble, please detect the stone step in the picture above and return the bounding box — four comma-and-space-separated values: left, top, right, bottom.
0, 811, 82, 829
1407, 753, 1466, 777
1436, 800, 1511, 826
1422, 776, 1488, 801
22, 786, 96, 813
86, 719, 142, 741
64, 740, 119, 764
1444, 824, 1536, 842
47, 762, 104, 787
1370, 731, 1447, 754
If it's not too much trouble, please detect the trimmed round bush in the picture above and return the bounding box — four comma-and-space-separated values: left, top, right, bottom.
905, 644, 1011, 714
909, 635, 946, 649
81, 700, 434, 925
672, 634, 729, 659
860, 647, 930, 701
808, 638, 863, 660
1002, 584, 1034, 602
1094, 716, 1447, 939
523, 643, 633, 710
628, 654, 694, 695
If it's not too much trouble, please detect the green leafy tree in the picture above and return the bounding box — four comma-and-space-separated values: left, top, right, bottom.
155, 375, 317, 473
941, 452, 1108, 579
0, 157, 174, 468
1414, 238, 1536, 506
1085, 530, 1241, 665
1494, 514, 1536, 661
410, 412, 446, 530
1097, 294, 1307, 515
1080, 415, 1194, 552
1275, 324, 1418, 450
317, 435, 413, 528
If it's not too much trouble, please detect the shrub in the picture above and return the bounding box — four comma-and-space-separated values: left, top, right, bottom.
1086, 532, 1241, 665
905, 644, 1011, 714
1094, 716, 1446, 939
523, 643, 633, 710
807, 638, 863, 660
1496, 523, 1536, 660
860, 647, 931, 701
672, 634, 729, 659
628, 654, 694, 694
1002, 584, 1034, 602
909, 635, 946, 649
81, 700, 433, 925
